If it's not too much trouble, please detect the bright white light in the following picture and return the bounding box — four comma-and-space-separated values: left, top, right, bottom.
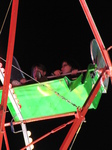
27, 130, 31, 136
30, 144, 34, 149
29, 137, 33, 143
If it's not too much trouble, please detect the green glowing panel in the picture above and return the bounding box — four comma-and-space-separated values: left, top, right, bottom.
0, 65, 104, 122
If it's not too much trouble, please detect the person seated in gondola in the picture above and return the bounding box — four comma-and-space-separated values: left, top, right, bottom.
52, 58, 79, 79
12, 63, 48, 86
10, 56, 27, 87
30, 63, 48, 83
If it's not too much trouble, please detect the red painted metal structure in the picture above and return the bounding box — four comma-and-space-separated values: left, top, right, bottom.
0, 0, 112, 149
0, 0, 19, 149
60, 1, 112, 149
79, 0, 112, 75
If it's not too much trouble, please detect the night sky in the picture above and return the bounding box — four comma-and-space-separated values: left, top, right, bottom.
0, 0, 112, 149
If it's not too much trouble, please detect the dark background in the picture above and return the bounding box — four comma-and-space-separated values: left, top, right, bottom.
0, 0, 112, 149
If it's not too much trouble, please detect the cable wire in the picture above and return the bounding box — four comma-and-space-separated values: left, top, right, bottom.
0, 56, 78, 108
0, 0, 12, 35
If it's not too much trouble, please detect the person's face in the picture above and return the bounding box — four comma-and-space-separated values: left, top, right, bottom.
33, 66, 38, 79
33, 66, 46, 80
37, 68, 46, 76
61, 61, 72, 74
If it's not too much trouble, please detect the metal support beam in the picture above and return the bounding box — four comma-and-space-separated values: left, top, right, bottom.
0, 0, 19, 149
60, 0, 112, 148
79, 0, 106, 63
60, 68, 106, 149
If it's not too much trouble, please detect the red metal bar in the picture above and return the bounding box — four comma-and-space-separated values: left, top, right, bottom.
60, 0, 112, 148
79, 0, 108, 66
0, 0, 19, 149
82, 68, 106, 116
60, 68, 106, 149
20, 119, 74, 150
5, 112, 75, 127
79, 0, 112, 85
79, 0, 112, 83
80, 0, 112, 77
60, 116, 85, 150
3, 127, 10, 150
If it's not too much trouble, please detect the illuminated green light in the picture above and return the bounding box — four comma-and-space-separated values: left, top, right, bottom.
0, 65, 104, 122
